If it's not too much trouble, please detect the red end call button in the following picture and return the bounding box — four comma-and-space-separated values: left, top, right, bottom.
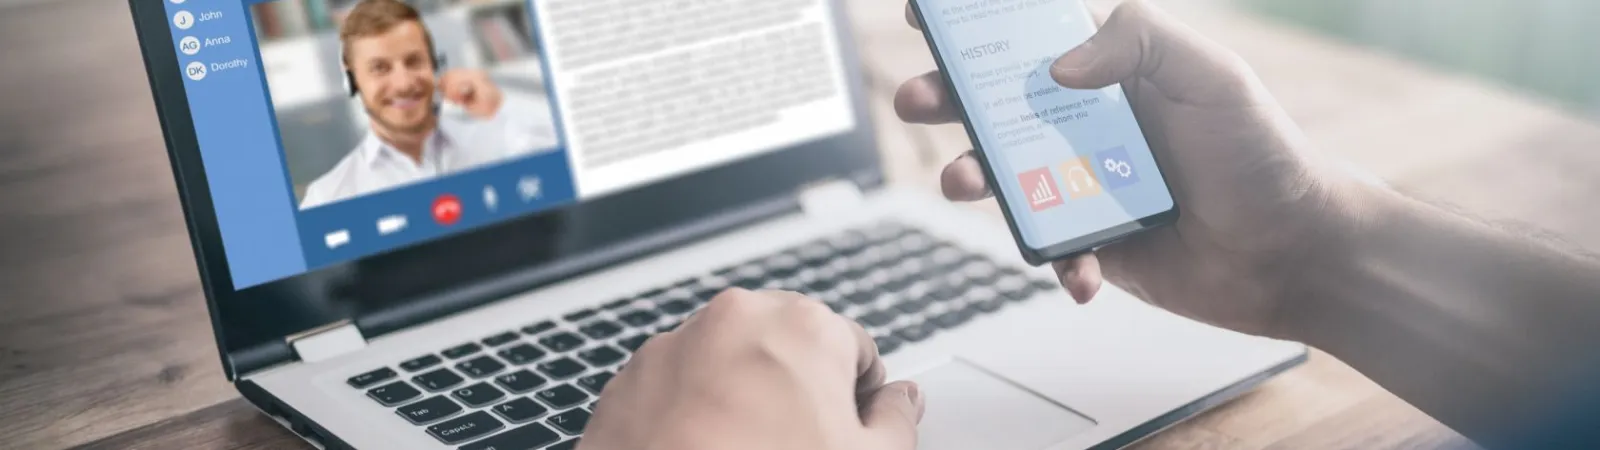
433, 194, 462, 226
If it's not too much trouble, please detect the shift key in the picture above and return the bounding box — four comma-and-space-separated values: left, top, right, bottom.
426, 411, 503, 444
460, 423, 562, 450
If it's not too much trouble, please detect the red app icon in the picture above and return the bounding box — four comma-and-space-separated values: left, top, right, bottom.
1017, 168, 1064, 212
432, 194, 462, 226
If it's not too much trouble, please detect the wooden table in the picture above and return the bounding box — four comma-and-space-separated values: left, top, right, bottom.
4, 0, 1599, 448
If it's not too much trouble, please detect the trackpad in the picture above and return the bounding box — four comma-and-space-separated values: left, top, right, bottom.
909, 359, 1097, 450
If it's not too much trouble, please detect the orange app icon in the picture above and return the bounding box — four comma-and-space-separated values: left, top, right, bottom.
1059, 157, 1102, 199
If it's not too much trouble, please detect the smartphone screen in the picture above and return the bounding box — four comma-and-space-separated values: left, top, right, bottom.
912, 0, 1177, 260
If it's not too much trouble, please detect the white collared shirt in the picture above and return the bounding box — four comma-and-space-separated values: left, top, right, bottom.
299, 98, 557, 210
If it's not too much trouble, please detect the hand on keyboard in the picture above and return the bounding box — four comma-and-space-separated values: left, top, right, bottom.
579, 288, 925, 450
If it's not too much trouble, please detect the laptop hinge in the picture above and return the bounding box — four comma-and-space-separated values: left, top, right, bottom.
798, 178, 865, 218
286, 320, 367, 363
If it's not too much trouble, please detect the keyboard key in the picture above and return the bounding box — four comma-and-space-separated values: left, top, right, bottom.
577, 346, 626, 367
442, 342, 483, 359
763, 252, 803, 275
863, 222, 908, 242
495, 369, 548, 394
413, 368, 466, 392
521, 320, 558, 336
974, 296, 1007, 313
825, 299, 850, 313
964, 287, 1004, 311
562, 308, 598, 322
846, 290, 879, 305
481, 331, 520, 347
534, 384, 591, 409
455, 356, 507, 378
996, 274, 1034, 301
367, 381, 421, 406
490, 397, 551, 424
932, 309, 974, 329
953, 257, 992, 278
929, 280, 966, 303
655, 320, 681, 333
827, 229, 870, 253
856, 309, 897, 328
576, 371, 614, 394
897, 233, 937, 256
452, 382, 506, 407
578, 320, 624, 340
1030, 278, 1059, 292
461, 423, 561, 450
399, 354, 442, 372
671, 277, 702, 291
893, 298, 930, 315
894, 322, 937, 343
731, 264, 765, 282
883, 274, 915, 292
795, 242, 833, 267
875, 336, 902, 355
601, 298, 636, 310
550, 439, 581, 450
691, 285, 723, 303
537, 357, 587, 379
617, 310, 659, 328
617, 334, 650, 352
639, 285, 671, 302
538, 332, 587, 352
655, 288, 696, 305
658, 299, 696, 315
965, 285, 999, 302
498, 343, 548, 365
426, 411, 503, 445
347, 367, 396, 388
396, 396, 462, 425
547, 408, 591, 435
929, 247, 965, 270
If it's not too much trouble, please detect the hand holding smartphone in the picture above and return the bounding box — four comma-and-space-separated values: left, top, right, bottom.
909, 0, 1179, 265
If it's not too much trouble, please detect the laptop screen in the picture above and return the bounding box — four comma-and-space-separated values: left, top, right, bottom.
157, 0, 857, 289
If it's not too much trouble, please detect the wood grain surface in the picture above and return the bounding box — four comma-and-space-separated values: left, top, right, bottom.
2, 0, 1597, 449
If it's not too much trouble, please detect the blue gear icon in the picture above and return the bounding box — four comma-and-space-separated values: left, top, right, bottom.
1103, 158, 1132, 178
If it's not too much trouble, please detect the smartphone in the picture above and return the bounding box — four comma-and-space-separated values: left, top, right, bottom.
909, 0, 1179, 265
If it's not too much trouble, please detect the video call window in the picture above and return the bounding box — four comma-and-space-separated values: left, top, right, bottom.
182, 0, 856, 288
253, 0, 562, 210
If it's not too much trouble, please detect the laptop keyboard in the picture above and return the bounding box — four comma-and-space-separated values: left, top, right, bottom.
343, 221, 1057, 448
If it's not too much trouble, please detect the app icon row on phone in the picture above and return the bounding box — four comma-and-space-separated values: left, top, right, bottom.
1018, 146, 1141, 212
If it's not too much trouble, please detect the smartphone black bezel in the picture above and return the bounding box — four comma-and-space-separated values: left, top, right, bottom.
907, 0, 1181, 266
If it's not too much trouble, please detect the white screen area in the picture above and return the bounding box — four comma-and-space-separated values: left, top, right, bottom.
532, 0, 859, 197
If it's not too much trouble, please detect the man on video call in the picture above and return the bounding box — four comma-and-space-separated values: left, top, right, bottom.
299, 0, 553, 209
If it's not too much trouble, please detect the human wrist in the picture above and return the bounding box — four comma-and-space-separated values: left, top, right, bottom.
1269, 173, 1397, 347
1262, 169, 1391, 345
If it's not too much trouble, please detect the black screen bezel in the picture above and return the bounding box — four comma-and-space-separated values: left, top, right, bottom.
128, 0, 883, 378
907, 0, 1179, 266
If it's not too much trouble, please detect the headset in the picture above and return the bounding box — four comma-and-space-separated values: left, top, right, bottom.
1065, 165, 1098, 193
341, 33, 447, 97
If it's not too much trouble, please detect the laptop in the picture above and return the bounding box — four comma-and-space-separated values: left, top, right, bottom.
128, 0, 1306, 448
